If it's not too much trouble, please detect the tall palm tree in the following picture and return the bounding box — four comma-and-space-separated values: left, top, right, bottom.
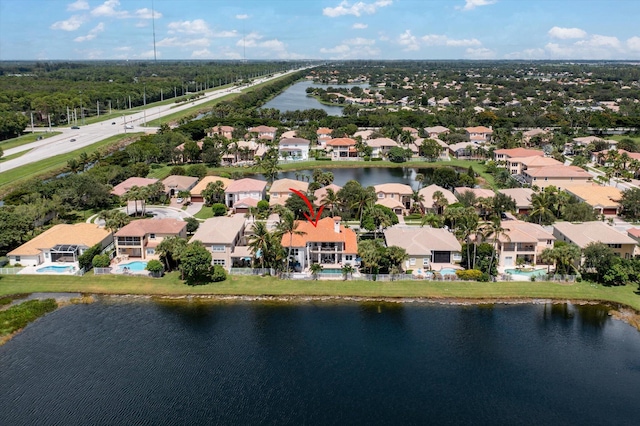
410, 190, 425, 213
432, 190, 448, 215
420, 213, 444, 228
274, 208, 306, 274
321, 188, 339, 217
248, 221, 272, 270
309, 263, 323, 280
341, 264, 354, 281
530, 190, 556, 225
483, 218, 510, 277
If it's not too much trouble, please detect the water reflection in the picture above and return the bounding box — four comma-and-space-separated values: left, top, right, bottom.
262, 80, 347, 116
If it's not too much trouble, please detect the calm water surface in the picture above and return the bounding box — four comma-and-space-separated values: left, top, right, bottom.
277, 166, 422, 188
262, 80, 365, 116
1, 300, 639, 425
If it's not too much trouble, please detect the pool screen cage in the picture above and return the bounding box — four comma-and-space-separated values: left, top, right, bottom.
51, 244, 80, 263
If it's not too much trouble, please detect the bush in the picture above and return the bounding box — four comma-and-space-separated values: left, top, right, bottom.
211, 203, 228, 217
363, 156, 371, 161
456, 269, 483, 281
150, 163, 163, 169
371, 157, 383, 161
92, 254, 111, 268
316, 157, 331, 161
146, 259, 164, 277
210, 265, 227, 282
78, 244, 103, 271
170, 166, 186, 175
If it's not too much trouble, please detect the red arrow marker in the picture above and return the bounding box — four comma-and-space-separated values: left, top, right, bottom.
289, 188, 325, 227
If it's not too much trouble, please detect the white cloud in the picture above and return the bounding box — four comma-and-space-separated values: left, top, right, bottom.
323, 0, 393, 18
74, 22, 105, 42
237, 32, 263, 47
576, 34, 621, 49
213, 30, 238, 38
548, 26, 587, 40
135, 8, 162, 20
344, 37, 375, 46
156, 37, 210, 47
458, 0, 497, 11
235, 33, 302, 59
320, 43, 379, 59
168, 19, 212, 35
398, 30, 419, 51
91, 0, 129, 18
627, 36, 640, 52
353, 23, 368, 29
545, 34, 624, 59
504, 48, 545, 59
421, 34, 481, 47
192, 49, 213, 58
67, 0, 89, 11
51, 15, 85, 31
465, 47, 496, 59
320, 45, 351, 54
236, 14, 249, 19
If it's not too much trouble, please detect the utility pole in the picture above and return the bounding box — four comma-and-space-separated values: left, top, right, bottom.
161, 88, 163, 101
143, 84, 146, 106
97, 100, 100, 117
48, 114, 52, 132
30, 112, 34, 132
129, 95, 132, 109
67, 106, 70, 125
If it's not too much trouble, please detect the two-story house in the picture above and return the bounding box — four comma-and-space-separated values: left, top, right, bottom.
522, 165, 592, 190
190, 214, 247, 269
506, 156, 563, 175
249, 125, 277, 141
494, 220, 555, 267
114, 219, 187, 260
326, 137, 358, 160
553, 221, 637, 261
208, 125, 234, 140
316, 127, 333, 147
366, 137, 398, 159
269, 178, 309, 206
424, 126, 450, 139
465, 126, 493, 142
493, 148, 544, 166
224, 178, 267, 208
278, 137, 310, 161
384, 226, 462, 270
281, 216, 359, 271
374, 183, 414, 214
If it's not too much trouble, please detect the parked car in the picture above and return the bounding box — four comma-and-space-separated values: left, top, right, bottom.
112, 122, 116, 125
125, 125, 134, 129
176, 198, 184, 204
71, 126, 80, 129
70, 138, 76, 142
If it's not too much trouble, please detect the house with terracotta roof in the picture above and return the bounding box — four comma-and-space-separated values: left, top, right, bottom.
506, 156, 563, 175
249, 125, 277, 141
110, 177, 159, 197
492, 220, 555, 267
402, 127, 419, 139
383, 226, 462, 270
316, 127, 333, 147
366, 137, 398, 159
522, 165, 592, 190
224, 178, 267, 208
465, 126, 493, 142
190, 176, 234, 203
326, 137, 358, 160
590, 149, 640, 167
208, 125, 234, 139
280, 216, 359, 271
190, 214, 248, 269
493, 148, 544, 164
497, 188, 534, 215
114, 219, 187, 260
278, 137, 310, 161
162, 175, 199, 197
522, 128, 549, 143
8, 223, 112, 267
269, 178, 309, 206
374, 183, 414, 214
553, 221, 637, 261
565, 185, 622, 216
424, 126, 450, 139
418, 184, 458, 213
353, 129, 375, 140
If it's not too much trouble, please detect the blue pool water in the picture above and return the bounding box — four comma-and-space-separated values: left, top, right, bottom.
439, 268, 459, 276
505, 268, 548, 277
117, 261, 148, 272
36, 265, 75, 273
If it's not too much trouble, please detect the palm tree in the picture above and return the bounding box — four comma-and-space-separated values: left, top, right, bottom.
539, 247, 555, 274
415, 173, 425, 189
248, 221, 271, 270
410, 190, 425, 213
420, 213, 444, 228
530, 190, 556, 225
274, 208, 306, 274
432, 190, 448, 215
341, 264, 354, 281
321, 188, 339, 217
309, 263, 323, 280
483, 218, 510, 277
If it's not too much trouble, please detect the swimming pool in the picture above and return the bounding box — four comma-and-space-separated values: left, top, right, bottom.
504, 268, 548, 277
36, 265, 75, 273
439, 268, 459, 276
117, 261, 148, 272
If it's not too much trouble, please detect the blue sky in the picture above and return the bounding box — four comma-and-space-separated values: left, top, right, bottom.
1, 0, 639, 60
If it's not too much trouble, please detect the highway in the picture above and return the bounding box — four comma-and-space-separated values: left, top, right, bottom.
0, 69, 302, 174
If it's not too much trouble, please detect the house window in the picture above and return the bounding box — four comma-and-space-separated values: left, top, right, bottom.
378, 193, 384, 198
15, 256, 20, 262
211, 245, 225, 252
423, 258, 429, 266
547, 240, 553, 245
146, 248, 155, 255
213, 259, 226, 265
410, 258, 416, 266
345, 255, 353, 261
608, 244, 622, 249
150, 233, 156, 239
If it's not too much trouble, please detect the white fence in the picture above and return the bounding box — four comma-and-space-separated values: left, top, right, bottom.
0, 268, 24, 275
94, 267, 113, 275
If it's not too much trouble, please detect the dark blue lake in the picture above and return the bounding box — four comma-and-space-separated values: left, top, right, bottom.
1, 299, 639, 425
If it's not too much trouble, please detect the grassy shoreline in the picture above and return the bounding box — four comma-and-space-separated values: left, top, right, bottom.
1, 273, 639, 312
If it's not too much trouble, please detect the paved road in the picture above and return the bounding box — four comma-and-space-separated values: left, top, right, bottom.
1, 69, 304, 174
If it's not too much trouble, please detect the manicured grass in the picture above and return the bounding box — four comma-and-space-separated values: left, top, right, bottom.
145, 93, 237, 127
0, 132, 61, 150
0, 299, 58, 341
0, 273, 639, 311
0, 133, 143, 193
194, 206, 216, 220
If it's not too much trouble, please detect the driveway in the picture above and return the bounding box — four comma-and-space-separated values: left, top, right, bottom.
88, 205, 196, 225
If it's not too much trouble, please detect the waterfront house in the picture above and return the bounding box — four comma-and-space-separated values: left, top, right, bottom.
190, 176, 234, 203
374, 183, 414, 213
366, 137, 398, 159
249, 125, 277, 141
115, 219, 187, 260
326, 137, 358, 160
564, 185, 622, 216
8, 223, 112, 267
521, 165, 592, 190
492, 220, 555, 267
190, 214, 247, 269
278, 137, 310, 161
553, 221, 637, 261
316, 127, 333, 147
448, 141, 479, 159
269, 178, 309, 207
224, 178, 267, 208
465, 126, 493, 142
506, 156, 563, 175
313, 183, 343, 209
280, 216, 359, 271
383, 226, 462, 270
162, 175, 199, 198
493, 148, 544, 165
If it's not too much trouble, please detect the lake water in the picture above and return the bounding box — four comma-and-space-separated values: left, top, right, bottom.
277, 166, 422, 188
262, 80, 366, 116
1, 299, 640, 425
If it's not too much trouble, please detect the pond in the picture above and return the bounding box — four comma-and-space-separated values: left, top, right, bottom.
1, 299, 639, 425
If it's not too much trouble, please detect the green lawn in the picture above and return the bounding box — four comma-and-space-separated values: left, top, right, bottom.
0, 133, 143, 193
1, 273, 639, 311
0, 132, 61, 151
194, 206, 215, 220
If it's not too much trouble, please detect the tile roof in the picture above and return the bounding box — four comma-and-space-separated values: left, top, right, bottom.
374, 183, 413, 195
509, 156, 562, 168
162, 175, 199, 192
553, 221, 637, 247
524, 165, 592, 178
424, 126, 450, 134
8, 223, 111, 256
418, 184, 458, 209
314, 184, 343, 205
326, 137, 356, 147
249, 125, 277, 133
111, 177, 159, 196
190, 176, 234, 196
565, 185, 622, 208
384, 226, 461, 255
269, 178, 309, 194
494, 148, 544, 158
225, 178, 267, 193
115, 219, 186, 237
454, 187, 495, 199
190, 214, 246, 245
497, 188, 534, 208
281, 217, 358, 253
279, 137, 310, 146
366, 137, 398, 148
465, 126, 493, 134
376, 197, 404, 209
317, 127, 333, 135
500, 220, 555, 243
